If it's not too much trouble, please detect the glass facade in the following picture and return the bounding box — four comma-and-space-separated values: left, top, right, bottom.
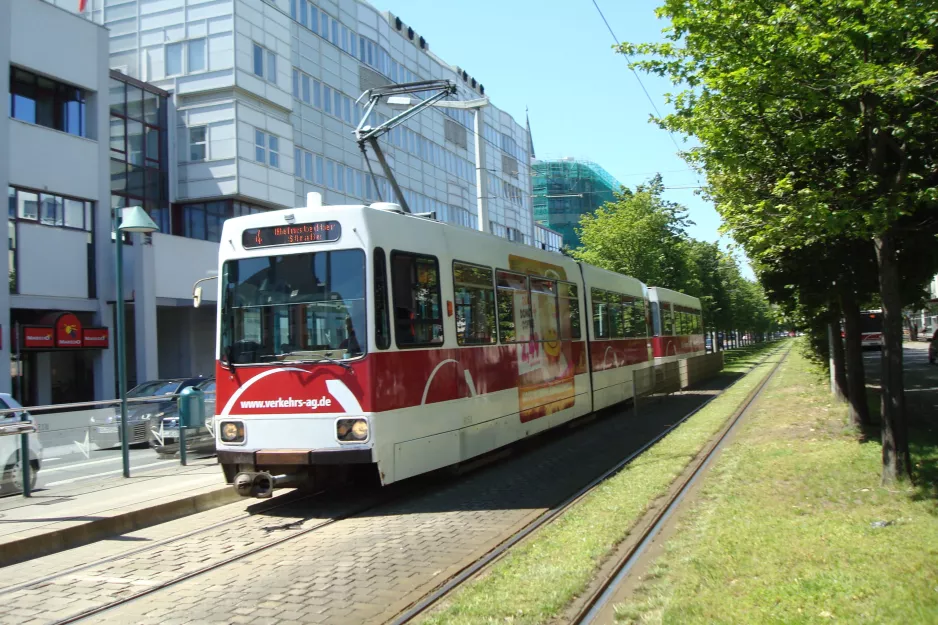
532, 159, 622, 251
109, 72, 170, 237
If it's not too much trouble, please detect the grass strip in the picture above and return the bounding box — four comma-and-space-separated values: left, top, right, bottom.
613, 344, 938, 624
419, 342, 789, 625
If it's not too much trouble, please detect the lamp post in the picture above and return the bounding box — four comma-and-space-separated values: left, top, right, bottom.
114, 206, 160, 478
387, 96, 490, 232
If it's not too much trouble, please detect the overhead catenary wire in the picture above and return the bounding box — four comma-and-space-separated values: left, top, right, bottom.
589, 0, 705, 190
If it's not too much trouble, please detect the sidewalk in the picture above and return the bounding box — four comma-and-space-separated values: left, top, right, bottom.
0, 457, 237, 567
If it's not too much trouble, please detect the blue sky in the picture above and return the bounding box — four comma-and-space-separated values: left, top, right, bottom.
376, 0, 754, 278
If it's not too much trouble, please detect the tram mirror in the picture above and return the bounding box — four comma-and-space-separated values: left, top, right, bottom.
193, 286, 203, 308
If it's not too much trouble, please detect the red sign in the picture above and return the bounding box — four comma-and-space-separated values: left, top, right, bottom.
55, 313, 84, 348
82, 328, 110, 348
23, 326, 54, 349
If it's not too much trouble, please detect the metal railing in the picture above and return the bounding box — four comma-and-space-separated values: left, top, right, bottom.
0, 391, 217, 498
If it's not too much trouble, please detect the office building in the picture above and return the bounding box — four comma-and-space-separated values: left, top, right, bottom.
532, 158, 622, 250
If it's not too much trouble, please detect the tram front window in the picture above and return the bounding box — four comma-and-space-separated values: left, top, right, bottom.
221, 249, 366, 364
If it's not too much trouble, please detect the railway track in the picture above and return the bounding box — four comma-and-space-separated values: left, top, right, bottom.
390, 342, 790, 625
0, 343, 785, 625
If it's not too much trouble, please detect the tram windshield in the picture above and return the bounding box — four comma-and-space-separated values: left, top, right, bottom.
859, 311, 883, 333
220, 249, 366, 365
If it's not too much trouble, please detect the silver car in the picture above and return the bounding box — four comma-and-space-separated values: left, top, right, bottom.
0, 394, 42, 495
89, 378, 206, 449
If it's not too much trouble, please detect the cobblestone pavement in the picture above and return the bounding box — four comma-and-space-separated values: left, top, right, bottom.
0, 377, 735, 625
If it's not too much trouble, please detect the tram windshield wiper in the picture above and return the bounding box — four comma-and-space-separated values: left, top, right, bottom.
260, 352, 354, 372
308, 356, 354, 372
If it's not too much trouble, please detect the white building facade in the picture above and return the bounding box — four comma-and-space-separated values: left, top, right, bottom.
10, 0, 552, 404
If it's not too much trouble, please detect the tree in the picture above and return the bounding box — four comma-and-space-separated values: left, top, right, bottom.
574, 176, 776, 348
572, 175, 693, 290
622, 0, 938, 483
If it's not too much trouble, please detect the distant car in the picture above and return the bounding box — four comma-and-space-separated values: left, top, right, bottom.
89, 377, 206, 450
147, 378, 217, 458
0, 393, 41, 495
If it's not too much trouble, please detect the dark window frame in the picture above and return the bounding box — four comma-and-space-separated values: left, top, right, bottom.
390, 250, 444, 349
452, 260, 497, 346
558, 280, 582, 340
495, 268, 531, 344
374, 247, 391, 350
10, 66, 87, 138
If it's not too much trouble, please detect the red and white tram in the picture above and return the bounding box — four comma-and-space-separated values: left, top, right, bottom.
212, 195, 704, 497
647, 287, 706, 363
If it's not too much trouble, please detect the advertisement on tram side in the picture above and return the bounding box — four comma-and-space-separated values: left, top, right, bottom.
508, 255, 577, 423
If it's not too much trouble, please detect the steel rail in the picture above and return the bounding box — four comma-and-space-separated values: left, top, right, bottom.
0, 488, 320, 597
570, 344, 792, 625
44, 485, 407, 625
389, 342, 788, 625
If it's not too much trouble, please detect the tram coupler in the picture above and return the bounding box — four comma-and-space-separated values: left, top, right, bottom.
233, 471, 302, 498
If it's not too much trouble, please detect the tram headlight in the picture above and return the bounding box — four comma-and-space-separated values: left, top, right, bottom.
336, 418, 369, 442
220, 421, 245, 444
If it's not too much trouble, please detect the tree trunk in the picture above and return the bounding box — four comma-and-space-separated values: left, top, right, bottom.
828, 313, 848, 402
874, 231, 911, 484
841, 290, 870, 428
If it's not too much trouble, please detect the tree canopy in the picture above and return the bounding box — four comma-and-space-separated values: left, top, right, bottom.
620, 0, 938, 483
572, 175, 779, 340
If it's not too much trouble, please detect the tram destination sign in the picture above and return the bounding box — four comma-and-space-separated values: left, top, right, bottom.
243, 221, 341, 248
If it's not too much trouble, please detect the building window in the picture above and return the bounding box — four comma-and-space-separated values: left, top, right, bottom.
9, 186, 92, 232
253, 43, 277, 83
188, 39, 207, 73
9, 67, 86, 137
189, 126, 207, 161
255, 129, 265, 162
182, 201, 228, 242
254, 130, 279, 168
166, 43, 183, 76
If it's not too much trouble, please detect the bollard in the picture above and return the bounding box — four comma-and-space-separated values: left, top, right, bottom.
177, 387, 205, 467
179, 423, 187, 466
20, 413, 31, 497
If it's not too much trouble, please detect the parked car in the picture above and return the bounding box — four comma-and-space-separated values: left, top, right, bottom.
89, 377, 206, 450
147, 378, 217, 458
0, 393, 41, 495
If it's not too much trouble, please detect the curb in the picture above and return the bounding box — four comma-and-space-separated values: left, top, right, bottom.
0, 486, 240, 568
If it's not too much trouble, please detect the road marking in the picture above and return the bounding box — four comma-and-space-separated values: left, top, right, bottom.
41, 456, 129, 473
74, 431, 91, 459
41, 457, 61, 462
42, 460, 178, 486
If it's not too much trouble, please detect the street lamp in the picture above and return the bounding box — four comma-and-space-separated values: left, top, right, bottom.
387, 96, 490, 233
114, 205, 159, 478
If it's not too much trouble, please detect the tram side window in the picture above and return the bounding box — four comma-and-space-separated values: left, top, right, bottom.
453, 262, 496, 345
530, 277, 559, 342
650, 301, 661, 336
591, 288, 610, 339
630, 298, 646, 337
496, 270, 531, 343
609, 293, 628, 338
374, 247, 390, 350
559, 282, 581, 339
391, 251, 443, 347
695, 312, 702, 334
661, 304, 674, 336
675, 311, 685, 335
